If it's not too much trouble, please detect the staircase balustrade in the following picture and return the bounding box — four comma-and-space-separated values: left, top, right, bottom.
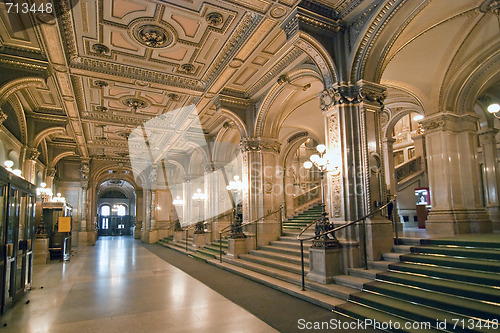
395, 156, 422, 182
180, 209, 234, 252
297, 197, 398, 291
219, 204, 285, 263
293, 185, 321, 211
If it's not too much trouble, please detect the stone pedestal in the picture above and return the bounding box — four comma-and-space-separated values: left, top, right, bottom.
141, 229, 158, 244
78, 231, 97, 246
33, 238, 49, 264
193, 233, 208, 248
307, 246, 342, 284
227, 238, 247, 258
365, 219, 394, 261
173, 231, 185, 242
426, 209, 492, 236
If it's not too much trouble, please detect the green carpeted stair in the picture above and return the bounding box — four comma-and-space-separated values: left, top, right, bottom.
282, 204, 323, 231
335, 235, 500, 332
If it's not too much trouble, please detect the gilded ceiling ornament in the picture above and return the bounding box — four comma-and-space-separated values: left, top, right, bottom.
180, 63, 195, 73
134, 24, 172, 48
123, 98, 148, 111
92, 43, 109, 55
94, 80, 108, 88
167, 93, 180, 101
270, 6, 287, 19
206, 12, 223, 26
96, 106, 108, 112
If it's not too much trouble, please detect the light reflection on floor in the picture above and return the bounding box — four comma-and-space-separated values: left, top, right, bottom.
0, 236, 277, 333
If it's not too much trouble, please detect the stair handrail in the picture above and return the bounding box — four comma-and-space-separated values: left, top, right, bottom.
180, 209, 234, 252
296, 197, 397, 291
218, 204, 285, 263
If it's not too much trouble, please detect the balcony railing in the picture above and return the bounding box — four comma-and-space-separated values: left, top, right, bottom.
395, 156, 422, 183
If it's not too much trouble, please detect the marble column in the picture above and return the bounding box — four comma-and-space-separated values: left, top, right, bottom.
45, 168, 56, 192
422, 113, 492, 235
241, 138, 282, 247
320, 81, 393, 266
478, 128, 500, 231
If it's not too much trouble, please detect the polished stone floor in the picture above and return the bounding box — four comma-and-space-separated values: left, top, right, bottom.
0, 236, 277, 333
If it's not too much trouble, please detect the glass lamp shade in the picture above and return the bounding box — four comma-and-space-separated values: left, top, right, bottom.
413, 114, 424, 121
4, 160, 14, 169
316, 144, 327, 153
310, 154, 319, 164
488, 103, 500, 114
303, 161, 313, 169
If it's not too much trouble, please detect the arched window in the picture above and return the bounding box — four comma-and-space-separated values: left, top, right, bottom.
101, 205, 110, 216
116, 204, 126, 216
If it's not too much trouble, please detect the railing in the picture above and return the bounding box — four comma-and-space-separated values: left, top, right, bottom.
62, 236, 71, 261
297, 197, 398, 291
180, 209, 234, 253
293, 185, 321, 209
218, 204, 285, 263
395, 156, 422, 182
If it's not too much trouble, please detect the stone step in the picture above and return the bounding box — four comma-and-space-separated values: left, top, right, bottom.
210, 259, 346, 311
222, 256, 357, 300
247, 249, 310, 266
333, 275, 371, 290
348, 267, 384, 280
238, 254, 305, 274
268, 240, 302, 249
382, 252, 402, 262
392, 245, 412, 253
397, 237, 423, 246
259, 244, 309, 258
368, 260, 396, 271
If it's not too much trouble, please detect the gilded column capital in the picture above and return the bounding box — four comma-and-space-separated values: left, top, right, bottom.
421, 113, 479, 133
320, 81, 386, 113
46, 168, 56, 178
240, 138, 281, 153
26, 148, 40, 160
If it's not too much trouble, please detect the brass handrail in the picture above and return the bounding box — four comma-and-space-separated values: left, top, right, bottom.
180, 209, 234, 252
219, 204, 284, 263
297, 197, 397, 291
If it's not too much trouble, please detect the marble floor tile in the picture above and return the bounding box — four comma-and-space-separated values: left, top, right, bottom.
0, 236, 277, 333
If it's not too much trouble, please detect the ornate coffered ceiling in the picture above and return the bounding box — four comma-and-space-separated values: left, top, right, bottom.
0, 0, 368, 167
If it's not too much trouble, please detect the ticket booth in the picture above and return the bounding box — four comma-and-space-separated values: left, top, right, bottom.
42, 202, 72, 261
0, 167, 36, 314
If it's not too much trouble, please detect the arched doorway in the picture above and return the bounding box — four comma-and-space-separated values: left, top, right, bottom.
96, 179, 136, 236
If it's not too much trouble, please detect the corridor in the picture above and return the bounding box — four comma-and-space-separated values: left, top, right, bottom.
0, 237, 276, 333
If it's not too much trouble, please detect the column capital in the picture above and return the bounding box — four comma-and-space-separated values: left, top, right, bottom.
320, 81, 386, 113
478, 128, 499, 144
26, 148, 40, 160
46, 168, 56, 178
421, 113, 479, 133
240, 137, 281, 153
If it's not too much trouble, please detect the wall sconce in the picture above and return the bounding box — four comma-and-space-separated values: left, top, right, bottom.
277, 74, 311, 91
